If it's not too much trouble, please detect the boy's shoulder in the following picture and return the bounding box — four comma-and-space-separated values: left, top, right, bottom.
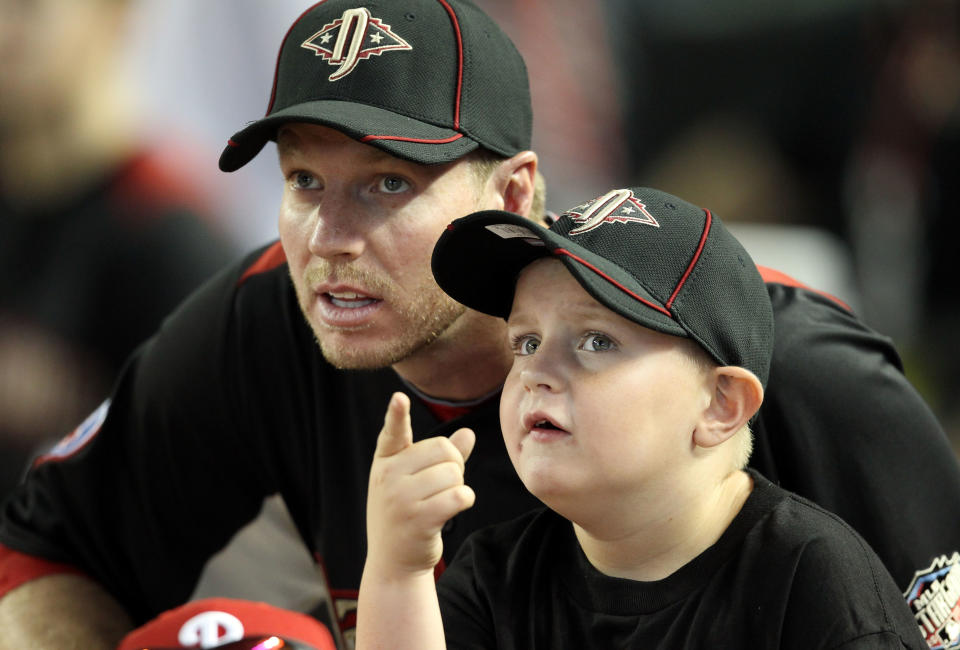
739, 471, 925, 647
743, 470, 883, 562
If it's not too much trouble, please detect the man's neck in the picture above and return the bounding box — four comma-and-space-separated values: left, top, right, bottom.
572, 468, 753, 582
391, 310, 512, 402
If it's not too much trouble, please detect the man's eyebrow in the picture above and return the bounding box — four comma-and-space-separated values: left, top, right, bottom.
276, 130, 301, 157
276, 128, 404, 166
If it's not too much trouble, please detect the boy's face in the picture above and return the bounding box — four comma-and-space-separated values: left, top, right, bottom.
500, 259, 712, 512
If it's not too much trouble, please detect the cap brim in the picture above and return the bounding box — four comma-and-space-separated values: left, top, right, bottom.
219, 100, 480, 171
432, 212, 687, 338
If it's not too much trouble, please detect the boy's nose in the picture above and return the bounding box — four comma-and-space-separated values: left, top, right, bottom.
520, 349, 566, 393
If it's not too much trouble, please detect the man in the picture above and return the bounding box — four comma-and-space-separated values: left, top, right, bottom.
0, 1, 958, 649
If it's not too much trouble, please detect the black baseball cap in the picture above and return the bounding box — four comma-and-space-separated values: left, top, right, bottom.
432, 187, 774, 387
219, 0, 532, 172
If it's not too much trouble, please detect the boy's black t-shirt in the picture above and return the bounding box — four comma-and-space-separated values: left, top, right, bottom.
437, 470, 927, 649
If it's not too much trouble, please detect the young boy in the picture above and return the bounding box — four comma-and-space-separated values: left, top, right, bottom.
356, 187, 926, 649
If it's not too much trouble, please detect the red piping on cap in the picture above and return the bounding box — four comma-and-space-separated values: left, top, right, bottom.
436, 0, 464, 128
266, 1, 330, 115
553, 249, 673, 317
666, 209, 712, 309
360, 133, 465, 145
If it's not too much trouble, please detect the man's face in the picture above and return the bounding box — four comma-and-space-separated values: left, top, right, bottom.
277, 122, 488, 369
499, 259, 711, 517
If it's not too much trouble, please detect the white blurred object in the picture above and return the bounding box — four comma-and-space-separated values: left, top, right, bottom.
728, 223, 862, 314
122, 0, 318, 248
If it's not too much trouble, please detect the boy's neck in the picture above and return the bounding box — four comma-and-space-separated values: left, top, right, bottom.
572, 469, 753, 582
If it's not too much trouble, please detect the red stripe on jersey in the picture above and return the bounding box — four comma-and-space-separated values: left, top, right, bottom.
758, 265, 852, 312
0, 544, 85, 600
237, 241, 288, 287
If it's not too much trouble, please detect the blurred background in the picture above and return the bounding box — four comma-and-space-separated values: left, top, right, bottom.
1, 0, 958, 505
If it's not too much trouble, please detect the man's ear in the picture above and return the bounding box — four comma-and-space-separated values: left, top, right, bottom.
693, 366, 764, 449
492, 151, 538, 217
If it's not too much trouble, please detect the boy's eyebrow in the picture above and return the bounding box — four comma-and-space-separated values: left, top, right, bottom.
509, 295, 610, 324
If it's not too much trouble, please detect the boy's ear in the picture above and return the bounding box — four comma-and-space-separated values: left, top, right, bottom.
492, 151, 538, 217
693, 367, 764, 449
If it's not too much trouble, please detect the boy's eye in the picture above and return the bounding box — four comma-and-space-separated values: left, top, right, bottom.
378, 176, 410, 193
580, 333, 615, 352
512, 334, 540, 356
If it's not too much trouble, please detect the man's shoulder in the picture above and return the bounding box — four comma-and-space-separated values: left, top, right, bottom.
758, 265, 853, 314
757, 265, 902, 374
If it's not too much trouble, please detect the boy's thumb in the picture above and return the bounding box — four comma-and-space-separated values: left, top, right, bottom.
449, 427, 477, 464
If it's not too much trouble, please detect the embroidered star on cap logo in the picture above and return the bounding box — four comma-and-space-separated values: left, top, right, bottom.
301, 7, 412, 81
567, 188, 660, 235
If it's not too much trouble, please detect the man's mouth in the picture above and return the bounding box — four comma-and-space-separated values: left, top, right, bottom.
327, 291, 379, 309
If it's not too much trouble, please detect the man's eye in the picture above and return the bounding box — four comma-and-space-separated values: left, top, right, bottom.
580, 333, 615, 352
292, 172, 319, 189
511, 334, 540, 356
378, 176, 410, 193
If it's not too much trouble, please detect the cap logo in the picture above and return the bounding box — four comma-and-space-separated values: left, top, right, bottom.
567, 189, 659, 235
177, 610, 245, 648
300, 7, 413, 81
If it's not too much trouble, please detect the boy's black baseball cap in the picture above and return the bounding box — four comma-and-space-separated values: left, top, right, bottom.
219, 0, 531, 172
432, 187, 774, 387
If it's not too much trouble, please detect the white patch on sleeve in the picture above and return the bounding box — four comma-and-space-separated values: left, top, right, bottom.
904, 551, 960, 648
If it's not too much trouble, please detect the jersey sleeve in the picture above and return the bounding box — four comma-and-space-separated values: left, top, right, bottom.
752, 276, 960, 593
0, 250, 280, 624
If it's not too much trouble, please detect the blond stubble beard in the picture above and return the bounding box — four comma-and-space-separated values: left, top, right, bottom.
294, 261, 467, 369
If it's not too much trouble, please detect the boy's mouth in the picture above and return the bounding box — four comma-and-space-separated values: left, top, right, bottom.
523, 412, 569, 435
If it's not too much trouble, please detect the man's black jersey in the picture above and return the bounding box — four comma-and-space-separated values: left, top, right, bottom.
438, 470, 927, 649
1, 242, 958, 645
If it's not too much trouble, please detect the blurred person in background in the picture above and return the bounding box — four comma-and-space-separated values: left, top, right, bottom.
0, 0, 238, 501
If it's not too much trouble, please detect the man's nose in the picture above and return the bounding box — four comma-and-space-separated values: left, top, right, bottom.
307, 201, 366, 261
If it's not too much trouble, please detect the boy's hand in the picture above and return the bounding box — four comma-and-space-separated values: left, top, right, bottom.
365, 392, 476, 579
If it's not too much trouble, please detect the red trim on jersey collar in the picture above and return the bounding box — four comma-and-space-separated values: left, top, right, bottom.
421, 400, 473, 422
758, 265, 852, 312
237, 241, 288, 287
